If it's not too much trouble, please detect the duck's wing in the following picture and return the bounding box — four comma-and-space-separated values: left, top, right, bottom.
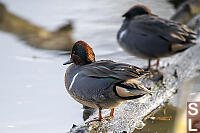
82, 60, 149, 81
130, 15, 196, 45
81, 60, 151, 100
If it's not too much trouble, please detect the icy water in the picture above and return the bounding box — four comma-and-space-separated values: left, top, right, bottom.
0, 0, 175, 132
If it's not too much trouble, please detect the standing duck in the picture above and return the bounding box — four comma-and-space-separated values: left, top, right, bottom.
63, 40, 151, 120
117, 5, 196, 69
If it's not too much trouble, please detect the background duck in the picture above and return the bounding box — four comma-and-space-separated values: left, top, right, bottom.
117, 5, 196, 70
64, 40, 151, 120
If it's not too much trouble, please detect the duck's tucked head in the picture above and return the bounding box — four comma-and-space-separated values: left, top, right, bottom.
64, 41, 95, 65
123, 5, 151, 19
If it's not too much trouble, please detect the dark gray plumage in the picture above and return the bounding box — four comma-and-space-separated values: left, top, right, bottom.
66, 60, 149, 103
117, 5, 196, 69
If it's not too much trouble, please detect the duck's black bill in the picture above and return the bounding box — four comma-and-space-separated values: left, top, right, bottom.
122, 12, 128, 17
63, 60, 73, 65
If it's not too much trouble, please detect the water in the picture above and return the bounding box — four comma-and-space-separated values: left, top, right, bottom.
0, 0, 174, 132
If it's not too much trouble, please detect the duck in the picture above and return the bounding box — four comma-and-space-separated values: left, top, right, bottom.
63, 40, 151, 120
117, 5, 196, 69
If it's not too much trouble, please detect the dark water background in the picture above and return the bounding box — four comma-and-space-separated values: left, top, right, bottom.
0, 0, 176, 132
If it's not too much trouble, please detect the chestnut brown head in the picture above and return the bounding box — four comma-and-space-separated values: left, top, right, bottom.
63, 41, 95, 65
123, 5, 151, 19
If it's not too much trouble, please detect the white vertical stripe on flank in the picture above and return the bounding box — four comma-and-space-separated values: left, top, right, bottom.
69, 73, 79, 90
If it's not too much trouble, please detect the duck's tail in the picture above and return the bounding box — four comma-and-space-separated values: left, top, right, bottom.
114, 79, 151, 100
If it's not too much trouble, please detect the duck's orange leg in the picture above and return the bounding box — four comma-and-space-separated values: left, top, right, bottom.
110, 108, 114, 117
99, 108, 103, 120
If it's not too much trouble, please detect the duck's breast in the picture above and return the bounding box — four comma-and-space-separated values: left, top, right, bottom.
119, 26, 172, 59
65, 65, 120, 108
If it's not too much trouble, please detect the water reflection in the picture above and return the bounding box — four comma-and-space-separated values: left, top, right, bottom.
134, 104, 176, 133
0, 2, 73, 51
